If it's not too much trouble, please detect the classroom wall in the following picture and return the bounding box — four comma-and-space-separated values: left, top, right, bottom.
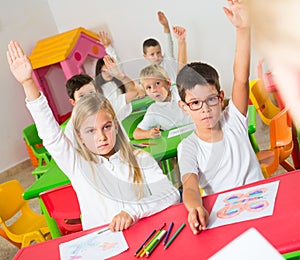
0, 0, 260, 174
0, 0, 58, 174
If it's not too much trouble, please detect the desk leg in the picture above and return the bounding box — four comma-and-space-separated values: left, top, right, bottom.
39, 198, 62, 239
161, 159, 175, 185
249, 133, 260, 153
291, 125, 300, 169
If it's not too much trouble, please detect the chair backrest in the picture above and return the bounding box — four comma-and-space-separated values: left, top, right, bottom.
249, 79, 280, 125
60, 117, 70, 132
40, 184, 82, 236
0, 180, 25, 222
22, 123, 42, 147
0, 180, 50, 247
270, 109, 293, 149
121, 109, 146, 139
22, 123, 51, 167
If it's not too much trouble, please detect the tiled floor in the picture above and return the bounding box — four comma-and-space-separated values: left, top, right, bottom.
0, 114, 294, 260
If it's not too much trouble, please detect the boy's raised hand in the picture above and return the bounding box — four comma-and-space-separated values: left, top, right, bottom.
223, 0, 249, 29
157, 11, 170, 33
172, 26, 186, 41
6, 41, 33, 84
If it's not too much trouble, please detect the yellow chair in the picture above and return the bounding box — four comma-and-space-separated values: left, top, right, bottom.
256, 109, 295, 178
249, 79, 280, 125
0, 180, 51, 248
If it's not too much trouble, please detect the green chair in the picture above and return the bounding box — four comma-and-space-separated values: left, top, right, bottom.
60, 117, 70, 132
22, 123, 51, 168
131, 96, 155, 111
121, 110, 146, 140
248, 105, 260, 153
283, 250, 300, 260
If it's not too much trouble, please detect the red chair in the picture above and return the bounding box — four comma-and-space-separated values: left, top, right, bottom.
40, 184, 82, 236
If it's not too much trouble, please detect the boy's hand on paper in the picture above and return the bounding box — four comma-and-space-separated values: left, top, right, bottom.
149, 128, 161, 139
188, 206, 209, 235
109, 211, 133, 232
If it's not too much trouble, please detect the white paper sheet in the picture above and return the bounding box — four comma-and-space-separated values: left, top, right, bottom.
208, 228, 284, 260
167, 124, 195, 138
207, 181, 280, 229
59, 227, 128, 260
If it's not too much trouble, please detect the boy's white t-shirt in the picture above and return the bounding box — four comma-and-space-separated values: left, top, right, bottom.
178, 100, 264, 195
137, 85, 193, 131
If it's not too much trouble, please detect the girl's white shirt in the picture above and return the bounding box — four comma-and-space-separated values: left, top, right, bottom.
26, 93, 179, 230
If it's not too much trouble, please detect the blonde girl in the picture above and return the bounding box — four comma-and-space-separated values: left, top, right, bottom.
7, 41, 179, 232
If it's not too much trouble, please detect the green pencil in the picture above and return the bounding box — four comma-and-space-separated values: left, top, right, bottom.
146, 229, 166, 257
164, 223, 186, 249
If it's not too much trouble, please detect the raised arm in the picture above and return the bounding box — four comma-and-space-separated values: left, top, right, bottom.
157, 11, 174, 58
98, 31, 121, 64
6, 41, 40, 101
103, 55, 144, 102
172, 26, 187, 73
223, 0, 250, 116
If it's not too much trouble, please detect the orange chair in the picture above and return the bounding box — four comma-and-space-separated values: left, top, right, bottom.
249, 79, 280, 125
256, 109, 295, 178
40, 184, 82, 237
0, 180, 51, 248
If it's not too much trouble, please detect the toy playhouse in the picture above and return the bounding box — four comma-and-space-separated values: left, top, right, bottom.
29, 27, 106, 124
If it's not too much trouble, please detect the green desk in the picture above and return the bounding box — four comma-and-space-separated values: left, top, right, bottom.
22, 162, 70, 238
130, 125, 195, 183
131, 96, 154, 111
22, 162, 70, 200
130, 126, 194, 162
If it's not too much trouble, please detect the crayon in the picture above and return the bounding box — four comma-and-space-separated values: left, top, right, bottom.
163, 222, 174, 245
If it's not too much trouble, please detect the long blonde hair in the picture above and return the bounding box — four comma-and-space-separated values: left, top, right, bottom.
72, 93, 143, 185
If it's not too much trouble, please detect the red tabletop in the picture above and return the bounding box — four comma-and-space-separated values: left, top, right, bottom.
14, 170, 300, 260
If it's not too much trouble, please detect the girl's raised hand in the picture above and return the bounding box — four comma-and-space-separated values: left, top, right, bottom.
6, 41, 33, 84
103, 55, 124, 79
223, 0, 249, 29
98, 31, 111, 48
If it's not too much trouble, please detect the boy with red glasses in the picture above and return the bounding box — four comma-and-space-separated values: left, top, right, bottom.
176, 0, 264, 235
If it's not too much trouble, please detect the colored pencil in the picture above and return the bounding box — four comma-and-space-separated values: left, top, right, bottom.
163, 222, 174, 245
146, 229, 166, 257
134, 229, 156, 256
164, 223, 186, 249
